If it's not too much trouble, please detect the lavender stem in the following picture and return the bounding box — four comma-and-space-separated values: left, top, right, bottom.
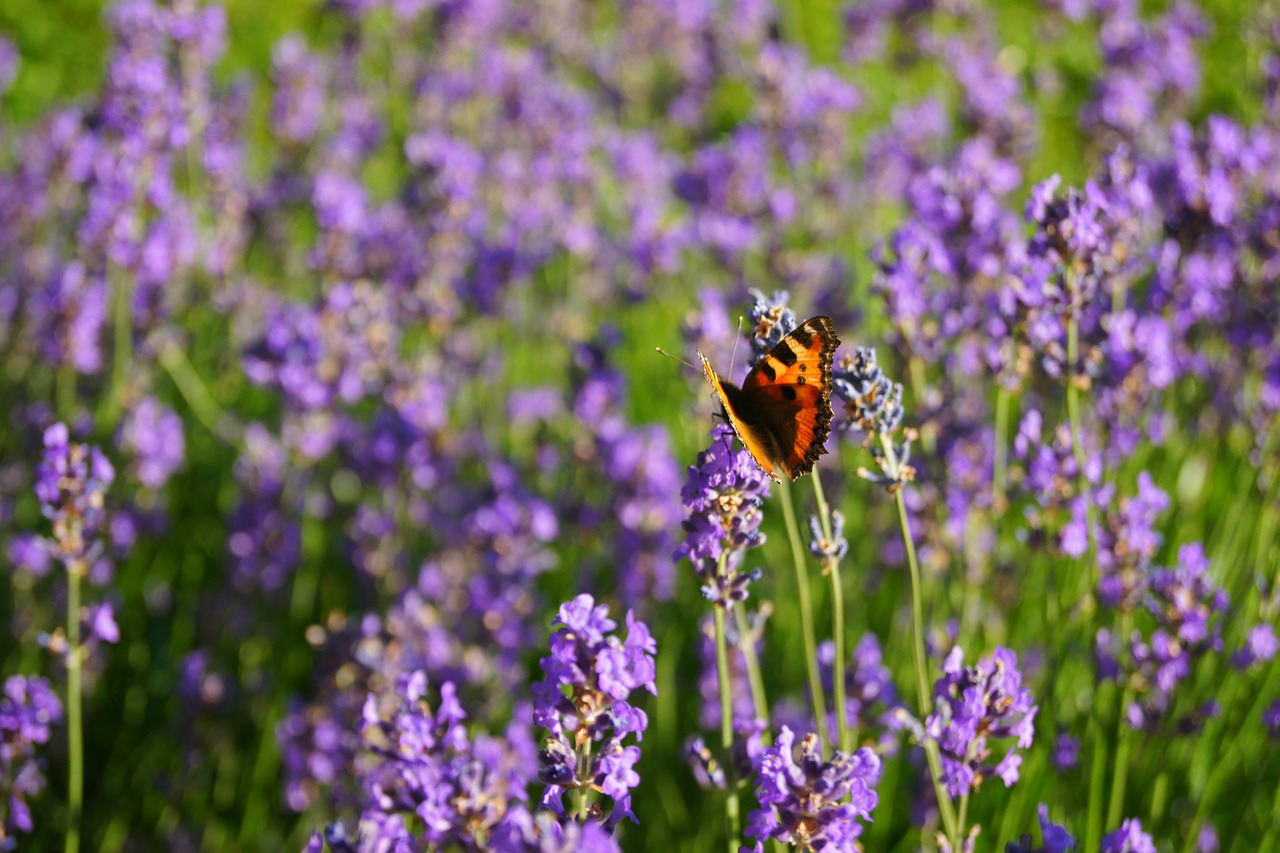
713, 595, 740, 850
777, 477, 830, 748
733, 602, 769, 728
811, 469, 849, 753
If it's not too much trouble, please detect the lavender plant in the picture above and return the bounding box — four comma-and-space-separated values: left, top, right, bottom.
0, 0, 1277, 849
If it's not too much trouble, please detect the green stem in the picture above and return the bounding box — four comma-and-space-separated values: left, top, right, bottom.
777, 478, 830, 747
57, 362, 76, 423
1105, 606, 1136, 831
1191, 661, 1280, 830
1085, 680, 1115, 852
1149, 769, 1169, 827
827, 561, 848, 753
908, 356, 935, 456
576, 739, 594, 822
714, 601, 741, 851
892, 484, 961, 845
811, 471, 849, 753
1106, 687, 1136, 829
733, 603, 769, 728
65, 561, 84, 853
1065, 314, 1098, 625
157, 340, 235, 444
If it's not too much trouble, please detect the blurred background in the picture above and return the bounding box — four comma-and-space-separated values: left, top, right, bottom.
0, 0, 1277, 850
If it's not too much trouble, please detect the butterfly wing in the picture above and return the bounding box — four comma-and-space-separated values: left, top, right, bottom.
698, 316, 839, 481
699, 352, 785, 480
739, 316, 839, 479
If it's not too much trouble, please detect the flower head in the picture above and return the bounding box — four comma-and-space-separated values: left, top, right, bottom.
355, 672, 533, 849
745, 726, 880, 848
676, 425, 770, 606
36, 423, 115, 569
0, 676, 64, 844
927, 646, 1038, 797
1102, 818, 1156, 853
119, 397, 185, 489
1005, 803, 1076, 853
832, 347, 905, 436
533, 595, 656, 830
747, 289, 798, 362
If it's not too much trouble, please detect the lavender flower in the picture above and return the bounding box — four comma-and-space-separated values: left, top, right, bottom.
832, 347, 917, 492
747, 289, 798, 362
489, 805, 622, 852
533, 595, 656, 831
819, 633, 904, 752
744, 726, 881, 849
676, 424, 770, 607
1265, 701, 1280, 735
1115, 543, 1227, 729
684, 735, 727, 790
926, 647, 1038, 797
1005, 803, 1077, 852
37, 423, 114, 570
1096, 472, 1169, 603
119, 396, 185, 489
355, 670, 535, 849
1101, 818, 1156, 853
832, 347, 905, 437
1052, 733, 1080, 772
1232, 624, 1278, 670
808, 510, 848, 562
0, 676, 63, 847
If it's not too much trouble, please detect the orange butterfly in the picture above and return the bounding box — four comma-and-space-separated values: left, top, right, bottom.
698, 316, 839, 481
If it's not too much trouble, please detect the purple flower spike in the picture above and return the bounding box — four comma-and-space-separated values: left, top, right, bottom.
808, 510, 849, 562
355, 671, 533, 849
832, 347, 905, 437
747, 289, 798, 362
534, 595, 656, 833
120, 396, 185, 489
676, 425, 770, 607
0, 676, 63, 841
927, 646, 1038, 797
745, 726, 880, 848
1262, 701, 1280, 735
1102, 818, 1156, 853
1006, 803, 1077, 852
1231, 624, 1277, 670
37, 423, 115, 570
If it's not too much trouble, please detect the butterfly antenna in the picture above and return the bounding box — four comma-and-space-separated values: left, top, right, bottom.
728, 315, 745, 379
655, 347, 700, 375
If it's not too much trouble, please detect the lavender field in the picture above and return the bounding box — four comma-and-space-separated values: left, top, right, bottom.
1, 0, 1278, 850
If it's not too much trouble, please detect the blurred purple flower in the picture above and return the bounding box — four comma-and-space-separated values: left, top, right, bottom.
1232, 624, 1278, 670
0, 675, 63, 844
1052, 732, 1080, 772
819, 633, 904, 753
37, 423, 115, 569
1102, 818, 1156, 853
120, 397, 185, 489
355, 670, 535, 849
1265, 701, 1280, 735
1005, 803, 1077, 852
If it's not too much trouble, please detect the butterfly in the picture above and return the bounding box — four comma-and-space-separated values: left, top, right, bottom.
698, 316, 839, 481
